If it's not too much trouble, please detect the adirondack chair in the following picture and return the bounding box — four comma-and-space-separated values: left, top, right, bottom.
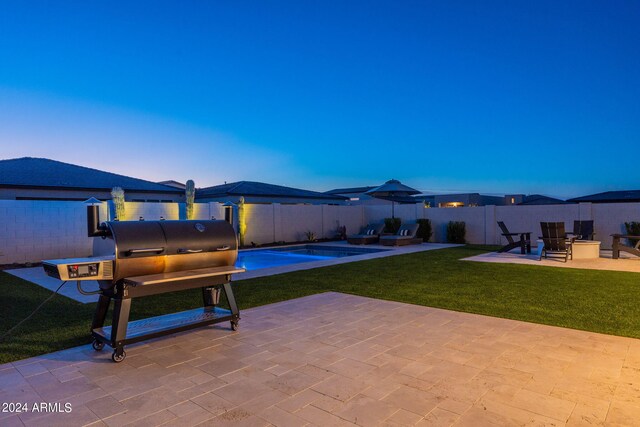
540, 222, 573, 262
497, 221, 531, 254
567, 220, 595, 241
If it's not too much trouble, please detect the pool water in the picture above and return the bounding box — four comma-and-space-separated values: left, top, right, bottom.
235, 245, 387, 271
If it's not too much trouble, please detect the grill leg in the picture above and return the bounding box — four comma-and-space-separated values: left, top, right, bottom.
92, 295, 111, 330
222, 283, 239, 316
111, 298, 131, 350
222, 282, 240, 331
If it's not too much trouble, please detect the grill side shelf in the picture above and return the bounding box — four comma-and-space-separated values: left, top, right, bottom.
123, 266, 246, 287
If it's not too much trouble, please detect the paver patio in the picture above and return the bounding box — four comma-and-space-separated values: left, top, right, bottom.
1, 292, 639, 426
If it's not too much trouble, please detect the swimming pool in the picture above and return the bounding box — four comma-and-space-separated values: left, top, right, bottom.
235, 245, 388, 271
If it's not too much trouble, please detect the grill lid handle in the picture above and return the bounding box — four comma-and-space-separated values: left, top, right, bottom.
178, 248, 204, 254
216, 245, 231, 251
127, 248, 164, 255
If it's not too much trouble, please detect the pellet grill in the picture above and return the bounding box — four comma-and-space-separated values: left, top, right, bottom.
43, 206, 244, 362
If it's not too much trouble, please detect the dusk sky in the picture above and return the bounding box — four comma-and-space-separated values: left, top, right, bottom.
1, 1, 638, 198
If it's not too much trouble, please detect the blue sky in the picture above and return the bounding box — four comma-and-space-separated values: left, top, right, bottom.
1, 1, 638, 198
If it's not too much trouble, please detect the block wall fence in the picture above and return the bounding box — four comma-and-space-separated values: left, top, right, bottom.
0, 200, 638, 264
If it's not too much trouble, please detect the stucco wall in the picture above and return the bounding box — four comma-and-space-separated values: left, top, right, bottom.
2, 200, 639, 264
0, 201, 223, 264
421, 203, 640, 248
592, 203, 640, 244
113, 201, 220, 221
0, 200, 108, 264
423, 206, 486, 243
321, 205, 364, 239
243, 204, 277, 244
0, 201, 368, 263
279, 205, 324, 242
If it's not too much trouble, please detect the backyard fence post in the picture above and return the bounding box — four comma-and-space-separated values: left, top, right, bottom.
485, 205, 496, 245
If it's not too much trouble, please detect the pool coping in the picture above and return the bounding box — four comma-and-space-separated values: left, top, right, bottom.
4, 241, 460, 303
233, 241, 460, 281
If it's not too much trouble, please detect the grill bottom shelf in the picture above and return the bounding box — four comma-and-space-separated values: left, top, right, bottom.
93, 306, 235, 345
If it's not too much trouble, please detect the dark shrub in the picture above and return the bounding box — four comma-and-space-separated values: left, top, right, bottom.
446, 221, 466, 244
625, 221, 640, 247
416, 219, 432, 242
384, 218, 401, 234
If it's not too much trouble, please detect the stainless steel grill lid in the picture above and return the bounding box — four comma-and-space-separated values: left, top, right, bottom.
105, 220, 238, 282
108, 221, 166, 258
160, 220, 237, 254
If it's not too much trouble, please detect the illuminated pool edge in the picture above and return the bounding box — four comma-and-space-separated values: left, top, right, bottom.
236, 245, 389, 271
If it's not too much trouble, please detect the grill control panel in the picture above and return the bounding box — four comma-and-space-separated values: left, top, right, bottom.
67, 263, 99, 278
42, 257, 114, 281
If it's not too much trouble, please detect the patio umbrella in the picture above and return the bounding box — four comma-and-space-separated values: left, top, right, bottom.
365, 179, 420, 218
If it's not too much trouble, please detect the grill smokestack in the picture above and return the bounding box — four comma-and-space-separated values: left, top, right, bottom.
87, 205, 108, 237
223, 202, 235, 225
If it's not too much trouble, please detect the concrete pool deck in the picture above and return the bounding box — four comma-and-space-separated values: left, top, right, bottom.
2, 292, 639, 426
462, 249, 640, 274
5, 242, 458, 304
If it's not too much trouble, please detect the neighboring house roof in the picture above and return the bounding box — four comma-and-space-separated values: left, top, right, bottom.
197, 181, 348, 201
518, 194, 570, 205
567, 190, 640, 203
325, 186, 377, 195
0, 157, 182, 193
158, 180, 186, 190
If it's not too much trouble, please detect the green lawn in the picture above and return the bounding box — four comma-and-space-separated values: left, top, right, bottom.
2, 245, 640, 364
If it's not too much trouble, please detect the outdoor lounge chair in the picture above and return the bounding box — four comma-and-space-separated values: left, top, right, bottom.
540, 222, 572, 262
497, 221, 531, 254
379, 223, 421, 246
566, 220, 595, 241
347, 223, 385, 245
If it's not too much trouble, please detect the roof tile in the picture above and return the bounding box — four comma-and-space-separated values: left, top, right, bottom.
0, 157, 182, 193
196, 181, 346, 200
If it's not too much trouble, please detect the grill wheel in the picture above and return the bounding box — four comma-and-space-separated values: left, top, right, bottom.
112, 349, 126, 363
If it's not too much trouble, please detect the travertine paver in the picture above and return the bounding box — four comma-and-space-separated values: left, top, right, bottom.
1, 292, 640, 426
